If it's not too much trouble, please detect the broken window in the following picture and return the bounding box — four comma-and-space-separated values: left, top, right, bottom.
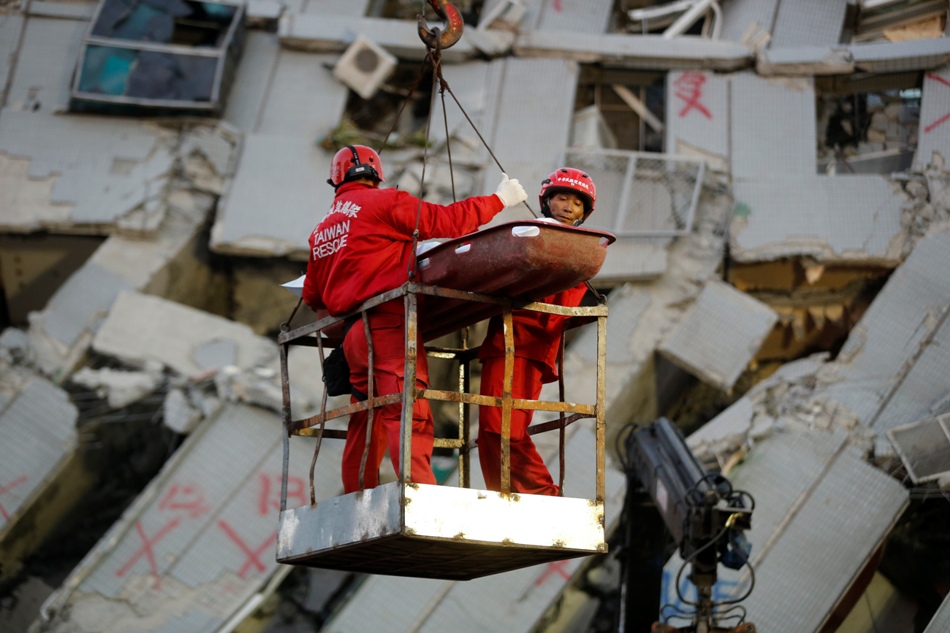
324, 60, 436, 148
816, 73, 922, 174
69, 0, 246, 116
574, 66, 666, 152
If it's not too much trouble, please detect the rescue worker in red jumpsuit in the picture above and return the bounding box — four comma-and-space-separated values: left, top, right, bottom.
303, 145, 528, 493
477, 168, 597, 496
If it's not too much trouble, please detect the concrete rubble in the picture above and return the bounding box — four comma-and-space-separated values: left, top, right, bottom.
1, 1, 950, 633
0, 348, 81, 589
657, 278, 778, 392
36, 401, 333, 633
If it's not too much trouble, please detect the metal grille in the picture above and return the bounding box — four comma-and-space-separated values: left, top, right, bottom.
561, 149, 704, 237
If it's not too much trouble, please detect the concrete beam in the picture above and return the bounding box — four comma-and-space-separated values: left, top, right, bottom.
514, 31, 753, 72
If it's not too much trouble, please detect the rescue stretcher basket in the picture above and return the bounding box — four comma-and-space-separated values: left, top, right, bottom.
276, 221, 615, 580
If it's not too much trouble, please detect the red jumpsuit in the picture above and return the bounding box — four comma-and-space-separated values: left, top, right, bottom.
303, 181, 504, 493
477, 284, 588, 496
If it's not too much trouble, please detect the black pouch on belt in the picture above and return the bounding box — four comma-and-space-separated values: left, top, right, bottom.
322, 316, 366, 399
322, 346, 351, 397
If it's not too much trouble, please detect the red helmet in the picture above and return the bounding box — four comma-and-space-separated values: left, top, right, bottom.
539, 167, 596, 224
328, 145, 385, 188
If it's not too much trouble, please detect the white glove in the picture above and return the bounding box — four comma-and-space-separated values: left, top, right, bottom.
494, 173, 527, 208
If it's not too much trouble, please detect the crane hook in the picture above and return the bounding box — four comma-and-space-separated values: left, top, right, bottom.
418, 0, 464, 50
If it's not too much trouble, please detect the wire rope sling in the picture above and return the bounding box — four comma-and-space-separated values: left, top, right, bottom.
275, 1, 613, 581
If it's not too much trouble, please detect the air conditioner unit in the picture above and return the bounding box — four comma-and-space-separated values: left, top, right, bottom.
332, 35, 397, 100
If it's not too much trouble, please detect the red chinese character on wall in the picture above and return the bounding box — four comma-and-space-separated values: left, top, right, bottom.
673, 72, 713, 120
158, 482, 210, 519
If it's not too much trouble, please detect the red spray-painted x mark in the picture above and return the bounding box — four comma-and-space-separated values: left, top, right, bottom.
116, 518, 182, 586
0, 475, 28, 521
218, 520, 277, 578
535, 559, 572, 586
924, 72, 950, 133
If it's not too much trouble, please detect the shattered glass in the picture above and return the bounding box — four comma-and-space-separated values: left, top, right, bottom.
91, 0, 236, 46
72, 0, 242, 112
79, 45, 217, 102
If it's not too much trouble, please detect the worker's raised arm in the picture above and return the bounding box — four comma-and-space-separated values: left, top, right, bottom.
387, 172, 527, 239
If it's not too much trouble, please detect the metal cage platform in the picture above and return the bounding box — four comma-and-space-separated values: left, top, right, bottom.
277, 222, 613, 580
277, 481, 606, 580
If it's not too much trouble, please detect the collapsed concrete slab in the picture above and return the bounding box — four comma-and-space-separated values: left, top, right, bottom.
665, 72, 816, 179
211, 134, 334, 258
491, 0, 614, 34
0, 11, 24, 108
756, 46, 855, 76
3, 10, 89, 115
770, 0, 849, 48
758, 38, 950, 77
851, 37, 950, 74
658, 279, 778, 393
730, 175, 909, 264
277, 13, 495, 62
513, 31, 752, 72
25, 170, 232, 380
686, 353, 832, 459
690, 226, 950, 462
0, 111, 177, 235
90, 291, 327, 416
663, 429, 908, 633
731, 74, 817, 179
0, 367, 83, 588
717, 0, 781, 43
818, 227, 950, 451
35, 402, 341, 633
93, 291, 274, 375
211, 38, 347, 258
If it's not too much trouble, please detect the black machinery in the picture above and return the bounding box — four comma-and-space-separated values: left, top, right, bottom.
619, 417, 756, 633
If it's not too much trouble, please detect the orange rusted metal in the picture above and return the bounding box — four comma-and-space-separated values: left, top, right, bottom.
418, 0, 464, 50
